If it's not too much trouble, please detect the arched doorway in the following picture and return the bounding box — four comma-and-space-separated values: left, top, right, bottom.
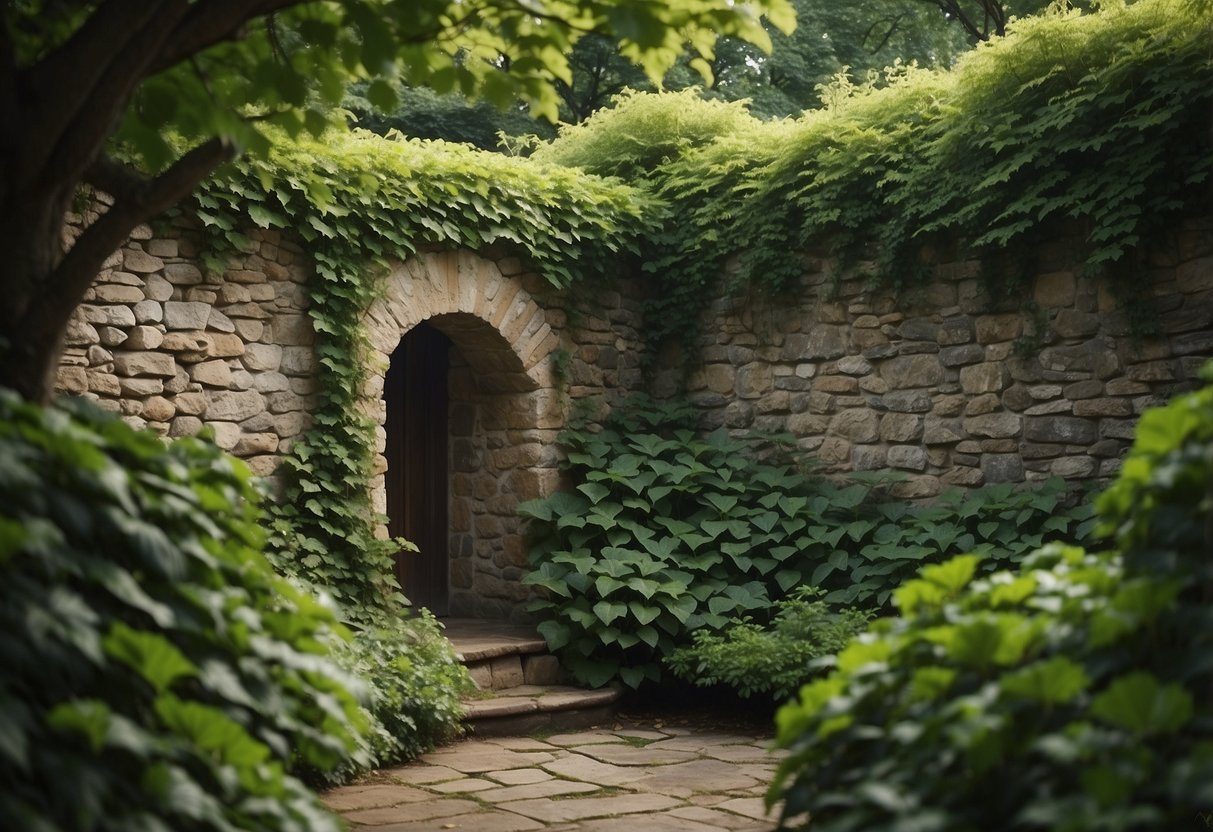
364, 251, 565, 619
384, 321, 451, 614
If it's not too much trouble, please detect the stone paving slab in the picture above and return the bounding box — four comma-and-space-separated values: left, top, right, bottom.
326, 722, 787, 831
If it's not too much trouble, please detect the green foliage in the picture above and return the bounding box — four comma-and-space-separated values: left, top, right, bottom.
768, 374, 1213, 830
540, 0, 1213, 351
665, 588, 870, 700
330, 611, 471, 775
189, 128, 653, 620
521, 396, 1091, 688
345, 83, 554, 151
531, 88, 761, 178
0, 391, 363, 832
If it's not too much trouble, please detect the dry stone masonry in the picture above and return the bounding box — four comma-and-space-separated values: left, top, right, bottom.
56, 212, 1213, 614
656, 216, 1213, 498
58, 215, 317, 496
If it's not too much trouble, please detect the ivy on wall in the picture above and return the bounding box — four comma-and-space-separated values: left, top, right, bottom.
536, 0, 1213, 350
191, 132, 651, 621
176, 0, 1212, 620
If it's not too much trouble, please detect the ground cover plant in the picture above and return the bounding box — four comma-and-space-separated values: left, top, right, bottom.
0, 392, 364, 831
767, 373, 1213, 829
665, 588, 871, 700
521, 396, 1092, 689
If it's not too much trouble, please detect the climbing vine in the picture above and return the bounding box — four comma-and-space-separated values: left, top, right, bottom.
175, 0, 1212, 620
536, 0, 1213, 351
191, 131, 651, 621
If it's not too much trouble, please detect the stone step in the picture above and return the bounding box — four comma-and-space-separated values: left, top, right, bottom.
462, 684, 624, 736
440, 618, 622, 735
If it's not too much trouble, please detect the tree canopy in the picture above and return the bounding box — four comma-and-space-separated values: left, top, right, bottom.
0, 0, 793, 403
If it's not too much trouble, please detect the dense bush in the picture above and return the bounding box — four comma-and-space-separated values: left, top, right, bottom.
521, 397, 1091, 689
665, 588, 870, 700
332, 610, 470, 776
534, 0, 1213, 348
0, 392, 363, 831
768, 374, 1213, 829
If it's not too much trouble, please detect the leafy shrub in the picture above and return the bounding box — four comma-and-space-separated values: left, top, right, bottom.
0, 391, 365, 831
332, 611, 471, 775
521, 396, 1091, 689
529, 88, 759, 179
768, 374, 1213, 830
665, 589, 870, 700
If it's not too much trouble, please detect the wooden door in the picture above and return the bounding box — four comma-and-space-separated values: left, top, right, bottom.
383, 323, 450, 614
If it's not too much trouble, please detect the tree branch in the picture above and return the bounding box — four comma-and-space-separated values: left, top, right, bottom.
33, 138, 234, 329
21, 0, 171, 180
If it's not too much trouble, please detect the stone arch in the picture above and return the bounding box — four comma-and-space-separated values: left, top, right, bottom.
363, 250, 564, 619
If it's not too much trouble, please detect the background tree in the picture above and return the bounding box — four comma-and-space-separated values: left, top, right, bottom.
0, 0, 793, 404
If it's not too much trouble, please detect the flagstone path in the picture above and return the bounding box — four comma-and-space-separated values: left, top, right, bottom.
324, 722, 794, 831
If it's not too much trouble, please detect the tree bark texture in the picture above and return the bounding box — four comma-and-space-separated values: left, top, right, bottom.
0, 0, 291, 402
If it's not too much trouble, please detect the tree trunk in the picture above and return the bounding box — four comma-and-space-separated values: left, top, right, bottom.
0, 189, 77, 404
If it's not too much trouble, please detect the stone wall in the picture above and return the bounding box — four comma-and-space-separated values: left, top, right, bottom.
56, 216, 317, 495
55, 212, 1213, 617
653, 215, 1213, 497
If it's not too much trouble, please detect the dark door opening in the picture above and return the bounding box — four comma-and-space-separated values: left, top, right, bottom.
384, 322, 450, 614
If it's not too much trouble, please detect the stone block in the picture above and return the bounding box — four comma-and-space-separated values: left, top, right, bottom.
1051, 456, 1099, 477
81, 304, 136, 327
735, 363, 773, 398
981, 454, 1024, 483
56, 366, 88, 395
93, 284, 144, 304
805, 325, 848, 360
829, 409, 879, 443
937, 317, 974, 345
141, 396, 175, 423
1023, 416, 1098, 444
123, 248, 164, 273
190, 360, 232, 387
133, 300, 163, 324
163, 263, 203, 285
964, 393, 1000, 416
851, 445, 887, 470
964, 412, 1022, 438
163, 301, 211, 330
207, 390, 265, 422
923, 416, 964, 445
1064, 379, 1103, 400
889, 475, 942, 499
882, 390, 933, 413
124, 325, 163, 350
880, 413, 923, 442
897, 318, 940, 341
168, 415, 203, 437
880, 354, 943, 389
118, 380, 162, 400
960, 362, 1008, 394
836, 355, 872, 375
233, 433, 279, 456
1073, 398, 1133, 417
88, 373, 121, 395
523, 655, 561, 686
489, 656, 524, 690
975, 313, 1022, 344
888, 445, 928, 471
814, 375, 858, 394
97, 326, 128, 347
1001, 383, 1033, 411
114, 351, 176, 378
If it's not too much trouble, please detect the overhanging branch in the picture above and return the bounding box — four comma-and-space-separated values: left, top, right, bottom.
31, 138, 234, 329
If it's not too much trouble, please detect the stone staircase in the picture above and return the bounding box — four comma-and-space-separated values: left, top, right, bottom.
442, 618, 622, 736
